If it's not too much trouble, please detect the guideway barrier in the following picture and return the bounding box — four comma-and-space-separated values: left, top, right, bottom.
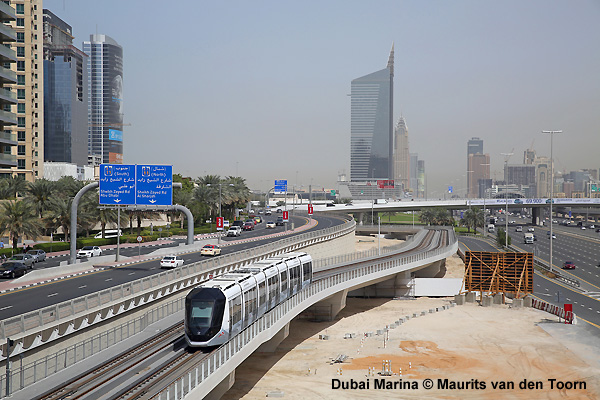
155, 229, 458, 399
0, 214, 355, 360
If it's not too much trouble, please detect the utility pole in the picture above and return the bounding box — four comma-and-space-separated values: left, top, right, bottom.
501, 152, 513, 248
542, 130, 561, 273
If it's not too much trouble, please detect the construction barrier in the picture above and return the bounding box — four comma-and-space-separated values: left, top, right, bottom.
531, 298, 575, 324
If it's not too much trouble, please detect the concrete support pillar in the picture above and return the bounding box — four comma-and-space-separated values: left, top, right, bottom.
523, 295, 533, 307
257, 322, 289, 353
493, 293, 504, 305
315, 289, 348, 321
531, 207, 541, 226
454, 294, 465, 305
356, 213, 363, 225
204, 370, 235, 400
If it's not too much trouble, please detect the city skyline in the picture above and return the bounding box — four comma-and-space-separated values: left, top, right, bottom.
41, 0, 599, 194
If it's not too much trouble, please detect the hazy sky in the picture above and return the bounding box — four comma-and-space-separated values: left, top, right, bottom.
45, 0, 600, 195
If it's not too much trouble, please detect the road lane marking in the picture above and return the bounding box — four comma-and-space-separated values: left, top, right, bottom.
48, 293, 58, 297
0, 305, 12, 311
78, 285, 87, 289
105, 278, 113, 282
128, 272, 135, 275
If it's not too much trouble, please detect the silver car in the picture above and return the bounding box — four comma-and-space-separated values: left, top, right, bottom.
9, 254, 35, 269
27, 249, 46, 262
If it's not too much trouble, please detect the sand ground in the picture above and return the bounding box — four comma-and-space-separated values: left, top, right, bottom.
222, 236, 600, 399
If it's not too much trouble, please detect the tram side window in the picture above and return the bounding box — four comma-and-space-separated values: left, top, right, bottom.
258, 281, 266, 306
268, 276, 278, 300
281, 270, 288, 291
230, 295, 242, 325
303, 262, 312, 280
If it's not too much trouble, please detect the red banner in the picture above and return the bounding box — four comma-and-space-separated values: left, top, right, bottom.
377, 180, 395, 189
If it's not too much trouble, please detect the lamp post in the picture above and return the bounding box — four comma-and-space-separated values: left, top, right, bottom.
501, 152, 513, 248
480, 163, 491, 236
542, 130, 561, 273
207, 183, 234, 245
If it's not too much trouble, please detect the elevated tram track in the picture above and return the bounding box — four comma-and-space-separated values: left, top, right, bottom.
30, 227, 456, 400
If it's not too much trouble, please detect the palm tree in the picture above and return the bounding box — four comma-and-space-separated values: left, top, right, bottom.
0, 200, 43, 249
25, 179, 56, 218
419, 209, 435, 225
462, 207, 484, 233
44, 196, 73, 239
82, 194, 121, 238
3, 176, 28, 199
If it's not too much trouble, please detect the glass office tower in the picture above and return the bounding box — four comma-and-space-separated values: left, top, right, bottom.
350, 45, 394, 182
83, 34, 123, 164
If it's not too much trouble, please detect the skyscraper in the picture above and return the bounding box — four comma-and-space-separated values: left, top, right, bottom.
466, 137, 489, 198
43, 10, 88, 166
0, 3, 17, 172
350, 45, 394, 182
1, 0, 44, 181
83, 34, 123, 164
393, 116, 409, 190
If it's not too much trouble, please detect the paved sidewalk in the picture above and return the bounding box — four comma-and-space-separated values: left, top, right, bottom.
0, 218, 317, 294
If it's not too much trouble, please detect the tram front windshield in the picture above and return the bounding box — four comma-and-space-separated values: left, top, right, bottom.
189, 299, 214, 328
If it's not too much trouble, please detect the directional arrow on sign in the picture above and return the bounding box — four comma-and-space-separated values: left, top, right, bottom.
114, 199, 121, 203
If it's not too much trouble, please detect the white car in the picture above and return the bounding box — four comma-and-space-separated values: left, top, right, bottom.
160, 255, 184, 268
527, 227, 535, 232
77, 246, 102, 258
266, 221, 276, 229
201, 244, 221, 256
227, 226, 242, 237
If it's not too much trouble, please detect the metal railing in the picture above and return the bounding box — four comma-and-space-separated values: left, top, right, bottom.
0, 297, 184, 398
0, 216, 355, 348
151, 231, 457, 399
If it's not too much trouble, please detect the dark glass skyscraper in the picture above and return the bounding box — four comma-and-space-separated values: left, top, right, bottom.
83, 34, 123, 164
43, 9, 88, 166
350, 45, 394, 181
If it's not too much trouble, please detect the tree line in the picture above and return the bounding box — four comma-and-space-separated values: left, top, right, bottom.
0, 174, 251, 249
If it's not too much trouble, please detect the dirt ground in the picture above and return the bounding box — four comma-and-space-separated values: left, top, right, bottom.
222, 236, 600, 399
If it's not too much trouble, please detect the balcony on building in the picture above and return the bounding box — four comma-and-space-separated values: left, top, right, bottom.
0, 1, 16, 22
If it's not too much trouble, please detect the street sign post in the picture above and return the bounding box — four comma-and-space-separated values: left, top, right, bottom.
136, 165, 173, 205
274, 180, 287, 194
99, 164, 136, 205
216, 217, 224, 231
307, 204, 313, 215
99, 164, 173, 206
137, 235, 143, 258
282, 211, 289, 222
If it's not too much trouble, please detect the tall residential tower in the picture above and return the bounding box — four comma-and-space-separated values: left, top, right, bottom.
0, 2, 17, 172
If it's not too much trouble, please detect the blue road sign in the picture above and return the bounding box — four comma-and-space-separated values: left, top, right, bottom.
274, 179, 287, 194
136, 165, 173, 205
99, 164, 136, 205
448, 186, 453, 194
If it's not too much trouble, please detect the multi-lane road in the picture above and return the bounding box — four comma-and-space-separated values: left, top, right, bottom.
461, 218, 600, 328
0, 214, 346, 321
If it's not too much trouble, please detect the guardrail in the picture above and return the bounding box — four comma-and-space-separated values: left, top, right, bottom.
0, 215, 356, 357
151, 230, 458, 399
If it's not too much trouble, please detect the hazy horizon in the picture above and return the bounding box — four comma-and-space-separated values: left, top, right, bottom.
44, 0, 600, 195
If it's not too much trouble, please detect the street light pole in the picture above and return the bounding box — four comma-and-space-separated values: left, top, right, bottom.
501, 152, 513, 248
542, 130, 561, 274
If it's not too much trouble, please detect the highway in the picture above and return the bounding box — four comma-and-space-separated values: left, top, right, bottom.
460, 233, 600, 328
0, 214, 345, 321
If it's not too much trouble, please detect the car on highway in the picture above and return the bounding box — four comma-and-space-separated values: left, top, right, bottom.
254, 216, 262, 224
0, 261, 28, 279
562, 261, 575, 270
266, 221, 276, 229
527, 227, 535, 232
227, 226, 242, 237
242, 221, 254, 231
581, 226, 586, 230
276, 216, 284, 226
27, 249, 46, 262
9, 254, 35, 269
515, 226, 522, 232
160, 255, 184, 268
596, 228, 600, 233
77, 246, 102, 258
547, 231, 556, 239
201, 244, 221, 256
265, 209, 272, 215
232, 220, 245, 228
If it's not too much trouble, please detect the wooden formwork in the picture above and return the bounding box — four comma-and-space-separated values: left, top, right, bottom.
463, 251, 533, 299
